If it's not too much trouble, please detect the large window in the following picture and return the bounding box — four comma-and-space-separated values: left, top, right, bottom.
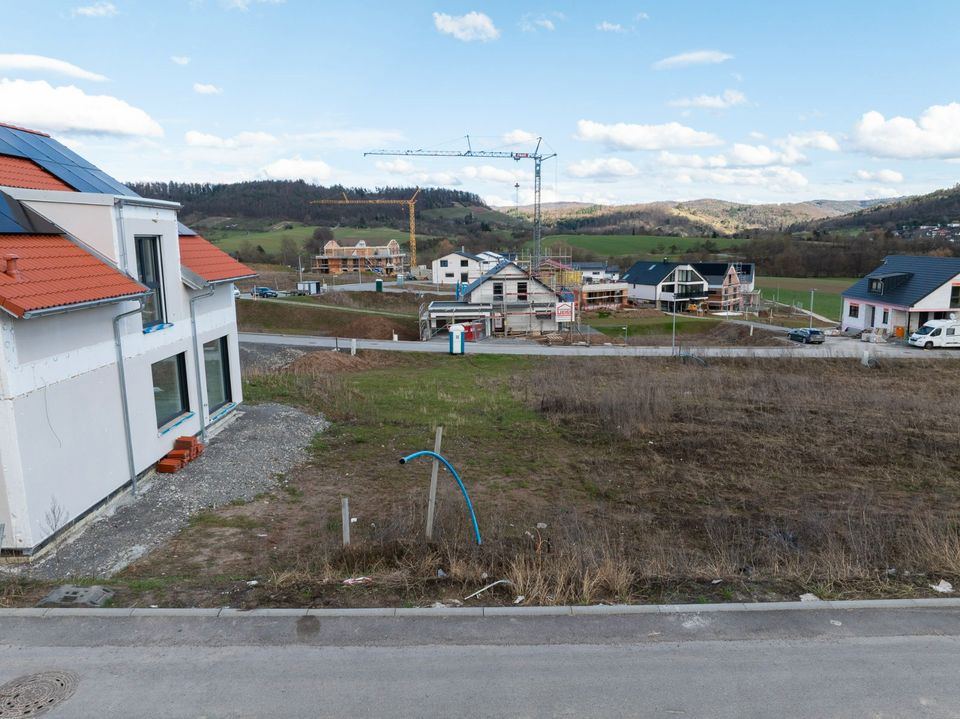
152, 353, 189, 428
493, 282, 504, 302
460, 259, 469, 267
204, 337, 232, 412
517, 281, 528, 301
848, 303, 860, 318
135, 236, 164, 327
951, 285, 960, 308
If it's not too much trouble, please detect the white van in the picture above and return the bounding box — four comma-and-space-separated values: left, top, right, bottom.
908, 319, 960, 349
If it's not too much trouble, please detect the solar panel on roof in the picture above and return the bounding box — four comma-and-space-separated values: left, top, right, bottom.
0, 202, 26, 233
0, 125, 138, 197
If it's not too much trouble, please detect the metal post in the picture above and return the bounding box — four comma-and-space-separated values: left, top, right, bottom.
341, 497, 350, 546
425, 426, 443, 540
622, 325, 627, 345
809, 288, 815, 328
672, 307, 677, 356
533, 156, 542, 275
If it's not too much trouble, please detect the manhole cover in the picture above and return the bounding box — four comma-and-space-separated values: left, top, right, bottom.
0, 671, 79, 717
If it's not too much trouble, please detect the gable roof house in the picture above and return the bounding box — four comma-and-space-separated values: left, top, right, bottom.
423, 261, 566, 337
841, 255, 960, 336
0, 122, 254, 554
431, 250, 485, 285
620, 261, 710, 311
687, 262, 753, 310
311, 237, 405, 275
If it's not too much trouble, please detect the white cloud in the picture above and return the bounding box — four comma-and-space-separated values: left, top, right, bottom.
502, 128, 539, 145
374, 159, 462, 186
575, 119, 722, 150
185, 130, 277, 148
669, 89, 746, 110
433, 11, 500, 42
782, 131, 840, 152
193, 82, 223, 95
0, 78, 163, 137
673, 166, 808, 193
657, 151, 727, 169
171, 56, 191, 66
749, 131, 766, 140
636, 12, 649, 20
596, 21, 624, 33
0, 54, 107, 82
727, 143, 792, 166
222, 0, 285, 10
520, 13, 558, 32
856, 169, 904, 183
567, 157, 639, 179
854, 103, 960, 159
653, 50, 734, 70
261, 157, 331, 182
73, 1, 117, 17
462, 164, 525, 183
375, 159, 417, 174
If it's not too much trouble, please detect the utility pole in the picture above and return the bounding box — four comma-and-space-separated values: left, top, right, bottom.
809, 288, 816, 329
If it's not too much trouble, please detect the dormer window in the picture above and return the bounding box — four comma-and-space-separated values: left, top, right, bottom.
868, 278, 883, 294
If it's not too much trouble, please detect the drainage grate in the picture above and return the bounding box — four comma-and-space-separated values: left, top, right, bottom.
0, 671, 79, 718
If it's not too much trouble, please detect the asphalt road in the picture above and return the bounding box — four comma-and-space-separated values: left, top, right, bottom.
240, 331, 957, 359
3, 604, 960, 718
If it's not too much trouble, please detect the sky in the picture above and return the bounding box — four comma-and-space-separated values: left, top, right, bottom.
2, 0, 960, 207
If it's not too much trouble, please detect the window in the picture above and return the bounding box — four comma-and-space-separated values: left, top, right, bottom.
445, 272, 454, 279
951, 285, 960, 308
848, 303, 860, 318
439, 259, 448, 267
948, 328, 956, 336
460, 272, 469, 283
493, 282, 504, 301
151, 354, 188, 428
460, 259, 469, 267
882, 309, 889, 324
204, 337, 232, 412
135, 236, 164, 326
517, 282, 528, 301
868, 279, 883, 294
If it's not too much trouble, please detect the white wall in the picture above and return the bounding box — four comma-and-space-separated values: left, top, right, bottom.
912, 273, 960, 310
431, 253, 482, 285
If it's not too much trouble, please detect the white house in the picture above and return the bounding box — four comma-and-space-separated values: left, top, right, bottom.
423, 261, 567, 335
0, 122, 255, 554
841, 255, 960, 337
573, 261, 620, 283
620, 261, 710, 310
431, 249, 505, 285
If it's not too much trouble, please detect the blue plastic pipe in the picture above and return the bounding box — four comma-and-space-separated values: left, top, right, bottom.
400, 450, 482, 545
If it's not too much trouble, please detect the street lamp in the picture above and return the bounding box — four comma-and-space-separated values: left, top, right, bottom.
622, 325, 628, 344
809, 288, 816, 329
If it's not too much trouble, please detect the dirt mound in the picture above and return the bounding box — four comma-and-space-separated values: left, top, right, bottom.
349, 315, 419, 340
285, 349, 395, 374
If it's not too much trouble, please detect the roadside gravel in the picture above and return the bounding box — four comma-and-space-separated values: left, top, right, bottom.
24, 403, 327, 579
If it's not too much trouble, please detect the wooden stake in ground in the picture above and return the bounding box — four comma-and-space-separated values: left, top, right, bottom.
425, 426, 443, 540
341, 497, 350, 546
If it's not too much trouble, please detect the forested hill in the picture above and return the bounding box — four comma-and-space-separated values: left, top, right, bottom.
808, 185, 960, 232
127, 180, 485, 226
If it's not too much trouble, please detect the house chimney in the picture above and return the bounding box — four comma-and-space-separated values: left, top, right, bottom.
3, 253, 20, 280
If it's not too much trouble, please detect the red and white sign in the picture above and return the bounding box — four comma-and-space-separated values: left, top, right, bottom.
556, 302, 575, 322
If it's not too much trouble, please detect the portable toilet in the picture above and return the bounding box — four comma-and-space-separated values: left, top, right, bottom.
449, 324, 465, 355
375, 278, 384, 292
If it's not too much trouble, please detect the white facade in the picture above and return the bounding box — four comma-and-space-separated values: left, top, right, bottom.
624, 264, 710, 308
842, 270, 960, 336
0, 190, 245, 552
464, 263, 561, 334
431, 252, 483, 285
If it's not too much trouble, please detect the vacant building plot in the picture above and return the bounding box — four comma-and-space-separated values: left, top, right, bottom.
46, 350, 954, 610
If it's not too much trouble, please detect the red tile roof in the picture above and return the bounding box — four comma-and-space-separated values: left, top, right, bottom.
0, 234, 146, 318
0, 155, 76, 192
178, 234, 256, 283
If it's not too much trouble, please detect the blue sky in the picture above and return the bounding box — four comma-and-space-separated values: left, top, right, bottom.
3, 0, 960, 205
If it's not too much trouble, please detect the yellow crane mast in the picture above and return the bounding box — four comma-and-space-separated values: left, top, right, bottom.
309, 188, 421, 268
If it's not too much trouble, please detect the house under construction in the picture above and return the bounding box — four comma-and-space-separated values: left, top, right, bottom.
311, 238, 406, 275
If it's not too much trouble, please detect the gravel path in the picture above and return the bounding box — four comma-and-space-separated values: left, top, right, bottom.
24, 403, 327, 579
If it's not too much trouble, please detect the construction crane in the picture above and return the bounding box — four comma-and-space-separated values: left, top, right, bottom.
310, 188, 421, 267
365, 136, 556, 273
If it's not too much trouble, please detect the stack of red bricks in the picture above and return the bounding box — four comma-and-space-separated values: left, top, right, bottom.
156, 436, 205, 474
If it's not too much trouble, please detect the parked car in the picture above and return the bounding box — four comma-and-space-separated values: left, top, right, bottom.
787, 327, 825, 344
370, 267, 383, 274
251, 286, 278, 298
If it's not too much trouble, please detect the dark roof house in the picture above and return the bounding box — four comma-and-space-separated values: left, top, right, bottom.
843, 255, 960, 308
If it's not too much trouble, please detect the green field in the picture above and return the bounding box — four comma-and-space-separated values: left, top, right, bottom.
586, 314, 720, 337
540, 234, 747, 257
755, 276, 857, 321
204, 225, 417, 255
421, 205, 522, 225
